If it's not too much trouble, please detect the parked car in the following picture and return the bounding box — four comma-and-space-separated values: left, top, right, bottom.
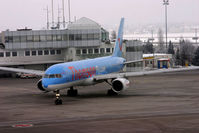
19, 73, 37, 79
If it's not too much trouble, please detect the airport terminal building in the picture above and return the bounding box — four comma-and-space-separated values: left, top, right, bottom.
0, 17, 143, 77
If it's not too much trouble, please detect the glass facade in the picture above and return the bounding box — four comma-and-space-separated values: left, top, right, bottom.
5, 33, 101, 43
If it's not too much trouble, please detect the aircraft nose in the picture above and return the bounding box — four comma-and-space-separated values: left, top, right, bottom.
43, 84, 48, 89
42, 79, 48, 89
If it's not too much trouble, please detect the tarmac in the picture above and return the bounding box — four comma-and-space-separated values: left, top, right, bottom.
0, 70, 199, 133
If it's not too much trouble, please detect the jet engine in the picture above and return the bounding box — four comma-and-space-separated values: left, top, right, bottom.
111, 78, 130, 93
37, 79, 47, 92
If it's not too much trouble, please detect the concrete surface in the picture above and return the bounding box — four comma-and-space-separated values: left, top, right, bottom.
0, 70, 199, 133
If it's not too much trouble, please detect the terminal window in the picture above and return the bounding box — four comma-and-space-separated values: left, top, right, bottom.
44, 50, 49, 55
6, 52, 11, 57
88, 49, 93, 54
47, 35, 52, 41
32, 51, 36, 56
0, 52, 4, 57
40, 35, 46, 42
9, 36, 13, 43
13, 36, 20, 43
25, 51, 30, 56
50, 50, 55, 55
62, 35, 68, 41
56, 35, 62, 41
106, 48, 110, 53
27, 36, 33, 42
88, 34, 94, 40
94, 49, 99, 54
69, 34, 74, 41
5, 37, 9, 43
82, 34, 88, 40
5, 36, 13, 43
34, 35, 40, 42
21, 36, 27, 42
12, 52, 17, 57
94, 34, 100, 40
38, 50, 43, 55
75, 34, 82, 40
100, 48, 105, 53
56, 50, 61, 55
76, 49, 81, 55
82, 49, 87, 54
53, 35, 57, 41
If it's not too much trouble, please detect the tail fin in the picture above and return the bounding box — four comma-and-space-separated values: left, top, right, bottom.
112, 18, 125, 57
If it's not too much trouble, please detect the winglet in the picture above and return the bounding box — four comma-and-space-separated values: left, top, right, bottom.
112, 18, 125, 57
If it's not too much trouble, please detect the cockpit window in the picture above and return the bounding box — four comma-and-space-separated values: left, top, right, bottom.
49, 75, 55, 78
43, 74, 62, 78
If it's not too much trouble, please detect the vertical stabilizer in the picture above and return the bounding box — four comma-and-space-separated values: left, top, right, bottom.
112, 18, 125, 57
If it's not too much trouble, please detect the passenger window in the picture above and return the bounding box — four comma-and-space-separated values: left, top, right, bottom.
55, 74, 62, 78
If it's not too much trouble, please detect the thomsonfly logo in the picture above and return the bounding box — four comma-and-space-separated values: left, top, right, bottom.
68, 66, 96, 81
118, 38, 122, 51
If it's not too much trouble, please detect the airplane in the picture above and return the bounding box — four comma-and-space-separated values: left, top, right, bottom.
0, 18, 199, 105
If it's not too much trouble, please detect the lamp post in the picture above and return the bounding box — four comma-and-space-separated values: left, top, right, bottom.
163, 0, 169, 49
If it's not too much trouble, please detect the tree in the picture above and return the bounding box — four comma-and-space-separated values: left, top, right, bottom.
157, 28, 165, 53
192, 47, 199, 66
179, 40, 195, 66
175, 48, 181, 65
110, 30, 116, 41
143, 40, 154, 54
167, 41, 175, 55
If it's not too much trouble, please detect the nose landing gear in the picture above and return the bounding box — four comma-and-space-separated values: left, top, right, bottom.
67, 87, 78, 97
54, 90, 62, 105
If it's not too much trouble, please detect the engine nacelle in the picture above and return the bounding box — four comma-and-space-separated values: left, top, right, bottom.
79, 78, 99, 86
37, 79, 47, 92
112, 78, 130, 93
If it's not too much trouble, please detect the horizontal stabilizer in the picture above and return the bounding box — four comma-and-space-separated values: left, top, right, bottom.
124, 59, 143, 65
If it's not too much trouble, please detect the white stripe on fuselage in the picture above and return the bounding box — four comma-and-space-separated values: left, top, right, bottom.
46, 77, 99, 91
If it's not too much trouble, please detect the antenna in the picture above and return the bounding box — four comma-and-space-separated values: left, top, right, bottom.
51, 0, 55, 27
62, 0, 66, 28
68, 0, 71, 23
57, 4, 61, 29
44, 6, 50, 29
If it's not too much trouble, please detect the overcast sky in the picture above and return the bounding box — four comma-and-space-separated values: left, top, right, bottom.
0, 0, 198, 31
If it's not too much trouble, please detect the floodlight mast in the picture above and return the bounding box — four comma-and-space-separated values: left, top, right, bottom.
163, 0, 169, 49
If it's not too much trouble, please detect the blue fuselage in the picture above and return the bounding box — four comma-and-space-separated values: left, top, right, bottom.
42, 56, 125, 91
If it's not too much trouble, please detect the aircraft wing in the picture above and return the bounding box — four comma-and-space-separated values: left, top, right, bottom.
124, 59, 143, 65
0, 67, 45, 76
94, 66, 199, 81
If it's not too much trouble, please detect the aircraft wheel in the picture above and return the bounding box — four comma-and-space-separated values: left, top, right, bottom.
67, 89, 78, 97
55, 98, 62, 105
107, 89, 118, 96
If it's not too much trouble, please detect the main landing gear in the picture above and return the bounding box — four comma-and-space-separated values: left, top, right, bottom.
107, 89, 118, 96
105, 80, 118, 96
67, 87, 78, 97
54, 90, 62, 105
